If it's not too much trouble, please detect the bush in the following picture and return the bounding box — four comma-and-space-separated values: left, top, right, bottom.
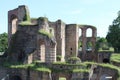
56, 55, 62, 61
67, 57, 81, 64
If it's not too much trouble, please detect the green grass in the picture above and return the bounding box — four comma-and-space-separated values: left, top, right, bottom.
3, 62, 34, 69
53, 62, 87, 66
30, 66, 51, 73
59, 77, 66, 80
38, 29, 53, 38
19, 21, 36, 26
98, 47, 114, 52
3, 62, 51, 72
72, 69, 89, 73
111, 53, 120, 63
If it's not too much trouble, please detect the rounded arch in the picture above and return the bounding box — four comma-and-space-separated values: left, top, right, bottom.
10, 14, 18, 23
10, 75, 22, 80
10, 14, 18, 34
39, 39, 46, 62
86, 28, 92, 37
85, 25, 96, 37
37, 35, 56, 63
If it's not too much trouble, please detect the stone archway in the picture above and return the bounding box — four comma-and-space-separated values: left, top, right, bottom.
10, 75, 22, 80
10, 14, 18, 34
78, 25, 97, 61
8, 14, 18, 46
39, 39, 46, 62
103, 58, 110, 63
37, 34, 56, 63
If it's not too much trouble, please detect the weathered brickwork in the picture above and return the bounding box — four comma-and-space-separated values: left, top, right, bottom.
0, 5, 118, 80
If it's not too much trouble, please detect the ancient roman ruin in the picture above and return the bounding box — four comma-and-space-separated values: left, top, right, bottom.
0, 5, 119, 80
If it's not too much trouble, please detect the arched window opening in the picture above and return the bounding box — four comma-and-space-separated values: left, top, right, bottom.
12, 18, 17, 34
40, 43, 45, 62
10, 15, 18, 34
86, 41, 92, 51
78, 28, 82, 51
86, 28, 92, 37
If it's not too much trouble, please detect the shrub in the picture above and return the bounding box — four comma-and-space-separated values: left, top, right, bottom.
56, 55, 62, 61
67, 57, 81, 64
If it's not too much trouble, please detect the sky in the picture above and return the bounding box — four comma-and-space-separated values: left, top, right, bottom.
0, 0, 120, 37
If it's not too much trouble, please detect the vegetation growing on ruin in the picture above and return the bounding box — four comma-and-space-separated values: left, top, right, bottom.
38, 17, 48, 21
72, 69, 89, 73
84, 61, 120, 80
111, 53, 120, 63
53, 62, 86, 66
38, 29, 53, 38
56, 55, 62, 61
98, 47, 114, 52
67, 57, 81, 64
19, 8, 38, 26
19, 21, 37, 26
23, 7, 30, 21
30, 65, 51, 73
3, 62, 51, 72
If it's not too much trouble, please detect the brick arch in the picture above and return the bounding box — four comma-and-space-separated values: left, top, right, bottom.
38, 39, 46, 62
37, 35, 56, 63
10, 14, 18, 34
8, 9, 18, 45
78, 25, 97, 61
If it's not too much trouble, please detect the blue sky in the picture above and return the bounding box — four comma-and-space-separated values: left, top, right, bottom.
0, 0, 120, 37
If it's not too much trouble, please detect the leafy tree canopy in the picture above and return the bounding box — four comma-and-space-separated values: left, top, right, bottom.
0, 32, 8, 52
106, 11, 120, 52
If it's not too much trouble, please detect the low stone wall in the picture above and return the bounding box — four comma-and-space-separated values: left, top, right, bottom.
29, 70, 51, 80
111, 61, 120, 67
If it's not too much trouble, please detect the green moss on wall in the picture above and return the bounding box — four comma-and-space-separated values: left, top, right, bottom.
18, 21, 36, 26
38, 29, 53, 38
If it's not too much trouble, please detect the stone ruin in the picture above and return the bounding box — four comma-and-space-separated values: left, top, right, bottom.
7, 5, 97, 64
0, 5, 119, 80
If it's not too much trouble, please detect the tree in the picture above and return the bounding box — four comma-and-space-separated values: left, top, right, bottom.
96, 37, 108, 50
0, 32, 8, 52
106, 11, 120, 52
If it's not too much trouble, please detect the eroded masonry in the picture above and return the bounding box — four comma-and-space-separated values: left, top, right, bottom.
0, 5, 119, 80
8, 5, 97, 63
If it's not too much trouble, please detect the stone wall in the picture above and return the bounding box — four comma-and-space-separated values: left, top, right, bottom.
30, 70, 51, 80
8, 5, 30, 46
90, 66, 118, 80
65, 24, 78, 59
7, 25, 38, 64
98, 52, 111, 63
55, 20, 65, 62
